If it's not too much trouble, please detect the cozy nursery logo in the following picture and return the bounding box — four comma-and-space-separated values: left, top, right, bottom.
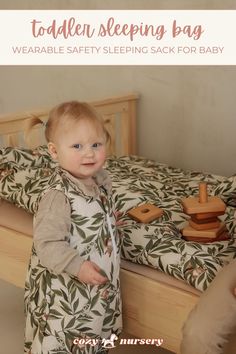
0, 10, 235, 64
73, 334, 164, 349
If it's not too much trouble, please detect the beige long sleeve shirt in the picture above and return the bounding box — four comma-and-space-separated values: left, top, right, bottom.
34, 190, 84, 276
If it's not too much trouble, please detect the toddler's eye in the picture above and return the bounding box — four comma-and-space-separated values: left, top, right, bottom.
73, 144, 82, 150
92, 142, 102, 149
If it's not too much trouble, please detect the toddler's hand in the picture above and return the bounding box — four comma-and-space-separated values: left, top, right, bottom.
77, 260, 108, 285
115, 211, 126, 227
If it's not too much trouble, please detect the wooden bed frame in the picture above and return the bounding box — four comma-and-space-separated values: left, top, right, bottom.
0, 94, 199, 354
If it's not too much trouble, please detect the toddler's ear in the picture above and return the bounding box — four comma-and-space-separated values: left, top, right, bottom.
48, 142, 58, 160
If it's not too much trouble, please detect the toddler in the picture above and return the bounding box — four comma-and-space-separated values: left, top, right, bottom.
24, 101, 122, 353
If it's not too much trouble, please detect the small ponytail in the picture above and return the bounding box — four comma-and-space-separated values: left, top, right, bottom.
24, 115, 46, 146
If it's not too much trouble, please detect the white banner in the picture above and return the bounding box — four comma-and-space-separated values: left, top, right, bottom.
0, 10, 235, 65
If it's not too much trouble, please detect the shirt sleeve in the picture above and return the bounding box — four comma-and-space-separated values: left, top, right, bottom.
34, 190, 84, 276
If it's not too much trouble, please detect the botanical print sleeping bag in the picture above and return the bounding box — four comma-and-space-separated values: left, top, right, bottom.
24, 167, 122, 354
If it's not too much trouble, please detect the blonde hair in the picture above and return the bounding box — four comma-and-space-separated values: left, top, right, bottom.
27, 101, 110, 143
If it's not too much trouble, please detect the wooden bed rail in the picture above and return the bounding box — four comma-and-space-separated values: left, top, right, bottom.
0, 93, 139, 156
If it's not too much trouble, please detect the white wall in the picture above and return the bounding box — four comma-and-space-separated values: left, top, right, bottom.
0, 0, 236, 176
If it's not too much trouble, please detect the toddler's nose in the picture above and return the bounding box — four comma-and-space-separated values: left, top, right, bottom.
84, 146, 95, 157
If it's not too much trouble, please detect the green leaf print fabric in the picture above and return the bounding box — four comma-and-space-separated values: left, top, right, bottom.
106, 156, 236, 292
24, 167, 122, 353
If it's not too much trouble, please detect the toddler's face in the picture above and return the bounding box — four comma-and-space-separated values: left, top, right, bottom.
48, 119, 107, 180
